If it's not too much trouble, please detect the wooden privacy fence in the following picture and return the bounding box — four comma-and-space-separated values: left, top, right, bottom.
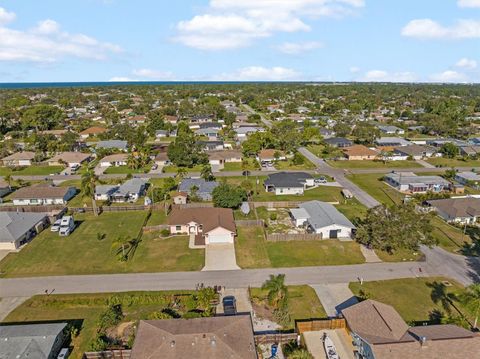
266, 233, 324, 242
173, 203, 214, 209
0, 204, 65, 213
69, 204, 166, 213
83, 350, 131, 359
235, 219, 265, 227
296, 319, 346, 334
252, 201, 302, 209
254, 332, 298, 345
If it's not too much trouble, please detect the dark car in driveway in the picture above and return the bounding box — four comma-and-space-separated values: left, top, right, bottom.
222, 296, 237, 316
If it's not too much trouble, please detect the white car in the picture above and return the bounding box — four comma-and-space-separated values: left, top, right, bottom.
314, 177, 327, 184
50, 219, 62, 232
57, 348, 70, 359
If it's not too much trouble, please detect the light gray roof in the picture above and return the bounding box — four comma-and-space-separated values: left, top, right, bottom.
290, 208, 309, 219
179, 178, 219, 195
95, 184, 119, 196
195, 128, 220, 135
0, 212, 47, 243
385, 172, 450, 186
456, 171, 480, 181
0, 322, 67, 359
299, 200, 355, 230
375, 137, 411, 146
235, 127, 259, 135
96, 140, 128, 150
117, 178, 147, 195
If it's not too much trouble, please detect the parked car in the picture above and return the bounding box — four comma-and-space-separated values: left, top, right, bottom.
50, 219, 62, 232
222, 296, 237, 316
59, 216, 75, 237
57, 348, 70, 359
314, 176, 327, 184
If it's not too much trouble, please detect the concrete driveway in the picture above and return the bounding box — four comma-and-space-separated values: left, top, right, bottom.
303, 329, 354, 359
311, 283, 358, 317
202, 243, 240, 271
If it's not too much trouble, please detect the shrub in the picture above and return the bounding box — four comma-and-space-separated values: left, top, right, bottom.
269, 212, 277, 221
160, 229, 170, 237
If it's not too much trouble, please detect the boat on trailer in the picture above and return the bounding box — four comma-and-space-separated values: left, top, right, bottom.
322, 332, 340, 359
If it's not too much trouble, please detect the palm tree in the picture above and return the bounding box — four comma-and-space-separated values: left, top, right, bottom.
81, 169, 99, 216
4, 174, 13, 188
288, 349, 313, 359
262, 274, 288, 309
200, 164, 214, 181
127, 153, 139, 170
428, 281, 456, 315
461, 283, 480, 328
176, 167, 187, 179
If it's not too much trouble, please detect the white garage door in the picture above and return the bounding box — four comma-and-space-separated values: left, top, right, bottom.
208, 234, 231, 244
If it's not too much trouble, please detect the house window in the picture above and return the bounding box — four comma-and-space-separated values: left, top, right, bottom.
175, 225, 181, 231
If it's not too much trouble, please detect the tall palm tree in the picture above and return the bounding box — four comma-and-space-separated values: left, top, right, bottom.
81, 169, 99, 216
200, 164, 214, 181
262, 274, 288, 309
176, 167, 187, 179
461, 283, 480, 328
127, 153, 139, 170
428, 281, 456, 315
3, 174, 13, 188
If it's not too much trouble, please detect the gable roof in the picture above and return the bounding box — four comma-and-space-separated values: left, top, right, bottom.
178, 178, 219, 195
100, 153, 128, 163
168, 207, 236, 233
96, 140, 128, 150
343, 145, 378, 158
426, 197, 480, 218
131, 316, 256, 359
79, 126, 107, 135
10, 185, 75, 200
48, 152, 91, 163
0, 212, 47, 242
1, 151, 36, 161
298, 200, 355, 229
264, 172, 312, 188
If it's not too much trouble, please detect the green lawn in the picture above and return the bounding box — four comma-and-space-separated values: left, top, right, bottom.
335, 198, 368, 222
250, 285, 327, 329
274, 156, 316, 171
162, 165, 203, 173
2, 291, 203, 359
253, 185, 343, 202
346, 173, 404, 205
0, 165, 64, 176
221, 158, 258, 172
0, 212, 204, 277
431, 216, 473, 254
349, 277, 469, 324
327, 160, 421, 169
235, 226, 365, 268
104, 165, 151, 174
376, 248, 423, 262
146, 209, 167, 226
427, 157, 480, 168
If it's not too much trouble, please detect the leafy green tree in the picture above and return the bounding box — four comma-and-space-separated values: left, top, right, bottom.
460, 284, 480, 328
440, 142, 459, 159
212, 183, 247, 209
355, 203, 436, 253
200, 164, 215, 181
81, 169, 99, 216
22, 104, 64, 131
167, 134, 207, 167
261, 274, 288, 309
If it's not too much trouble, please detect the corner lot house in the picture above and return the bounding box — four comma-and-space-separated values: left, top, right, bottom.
324, 137, 352, 148
99, 153, 128, 167
426, 197, 480, 224
47, 152, 91, 167
178, 178, 219, 201
130, 316, 256, 359
257, 149, 286, 164
264, 172, 314, 195
1, 151, 36, 167
384, 172, 450, 193
393, 144, 436, 160
343, 145, 378, 160
290, 200, 355, 239
0, 212, 48, 250
96, 140, 128, 151
168, 207, 236, 245
455, 171, 480, 188
342, 299, 480, 359
11, 185, 76, 205
208, 150, 242, 167
0, 323, 68, 359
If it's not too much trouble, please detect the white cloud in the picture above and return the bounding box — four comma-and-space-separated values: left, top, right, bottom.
0, 7, 122, 63
215, 66, 301, 81
456, 57, 477, 69
458, 0, 480, 8
349, 66, 360, 73
401, 18, 480, 39
430, 70, 468, 83
360, 70, 417, 82
277, 41, 323, 54
132, 68, 176, 80
175, 0, 364, 50
109, 76, 136, 82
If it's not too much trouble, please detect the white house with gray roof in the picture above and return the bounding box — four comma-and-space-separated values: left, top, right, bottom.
96, 140, 128, 151
264, 172, 314, 195
111, 178, 147, 203
178, 178, 219, 201
384, 172, 450, 193
290, 200, 355, 239
0, 212, 48, 250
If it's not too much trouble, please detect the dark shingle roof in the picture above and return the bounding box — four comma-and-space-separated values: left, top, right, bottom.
264, 172, 312, 188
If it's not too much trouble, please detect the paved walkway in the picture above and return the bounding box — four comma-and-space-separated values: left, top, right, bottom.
0, 296, 29, 321
360, 245, 382, 263
415, 159, 436, 168
311, 283, 358, 317
202, 243, 240, 271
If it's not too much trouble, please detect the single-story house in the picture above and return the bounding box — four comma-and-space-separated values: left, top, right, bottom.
99, 153, 128, 167
155, 129, 176, 139
79, 126, 107, 139
195, 127, 220, 139
455, 171, 480, 188
343, 145, 378, 160
426, 197, 480, 224
94, 185, 119, 201
47, 152, 91, 167
154, 152, 170, 167
1, 151, 36, 167
257, 149, 286, 164
178, 178, 219, 201
208, 150, 242, 167
11, 185, 76, 206
342, 299, 480, 359
427, 138, 468, 148
172, 191, 188, 205
39, 129, 69, 138
459, 145, 480, 157
234, 126, 260, 140
130, 316, 256, 359
393, 144, 436, 160
264, 172, 314, 195
0, 322, 68, 359
319, 128, 336, 139
110, 178, 147, 203
378, 125, 405, 135
0, 178, 12, 198
96, 140, 128, 151
290, 200, 355, 239
168, 207, 236, 245
0, 212, 48, 250
197, 140, 225, 151
374, 137, 411, 147
324, 137, 353, 148
384, 172, 450, 193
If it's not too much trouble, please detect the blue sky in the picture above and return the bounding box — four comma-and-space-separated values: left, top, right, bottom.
0, 0, 479, 82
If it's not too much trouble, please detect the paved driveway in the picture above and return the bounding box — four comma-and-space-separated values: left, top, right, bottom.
311, 283, 358, 317
303, 330, 354, 359
202, 243, 240, 271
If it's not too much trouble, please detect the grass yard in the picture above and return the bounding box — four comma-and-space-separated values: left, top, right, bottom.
0, 165, 64, 176
274, 156, 316, 171
253, 185, 343, 202
250, 285, 327, 329
335, 198, 368, 222
346, 173, 404, 205
349, 277, 470, 324
431, 216, 473, 254
162, 165, 203, 173
104, 165, 151, 174
327, 160, 421, 169
235, 226, 365, 268
375, 248, 423, 262
0, 212, 204, 277
221, 158, 258, 172
426, 157, 480, 168
146, 209, 167, 226
2, 291, 205, 359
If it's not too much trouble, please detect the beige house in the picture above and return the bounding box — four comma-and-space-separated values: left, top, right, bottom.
172, 192, 188, 205
99, 154, 128, 167
343, 145, 378, 160
208, 150, 242, 167
47, 152, 91, 167
11, 185, 76, 206
1, 151, 36, 167
0, 212, 48, 250
79, 126, 107, 139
